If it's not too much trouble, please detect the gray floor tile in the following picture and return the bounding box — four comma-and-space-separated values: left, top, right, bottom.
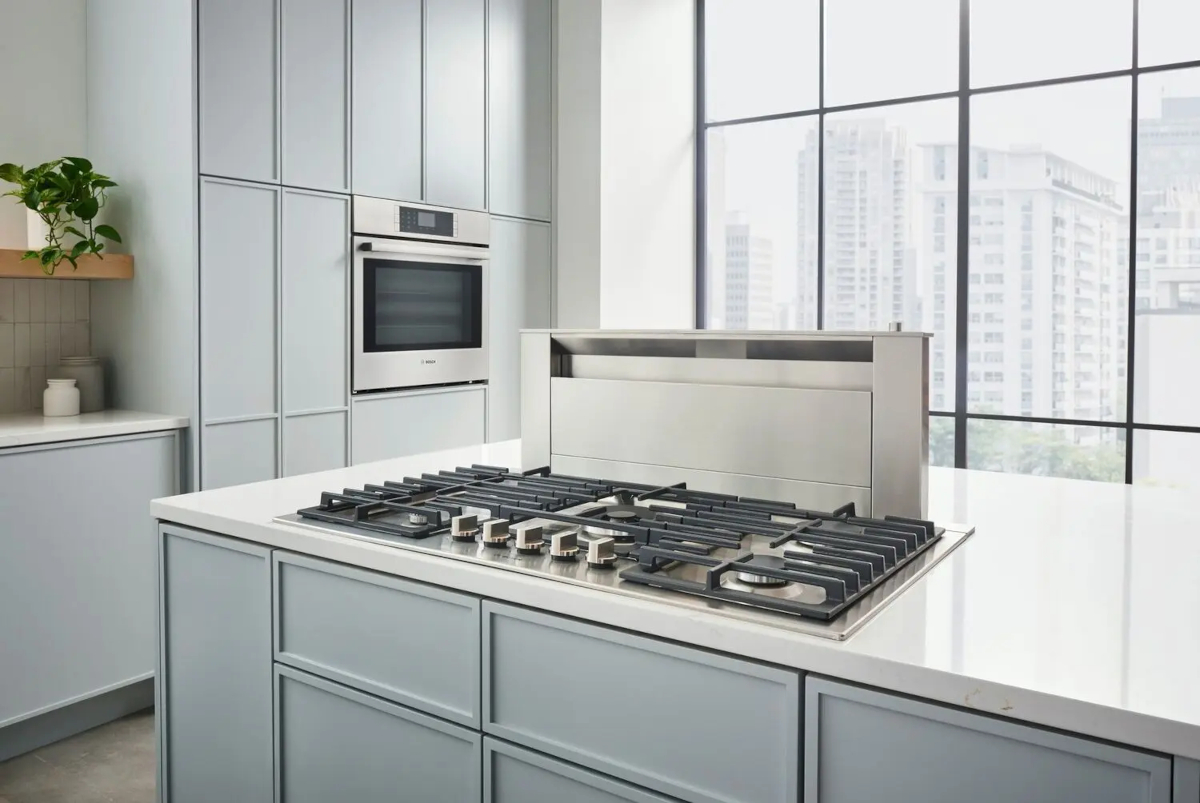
0, 710, 155, 803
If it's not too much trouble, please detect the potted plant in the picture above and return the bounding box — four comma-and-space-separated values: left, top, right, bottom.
0, 157, 123, 275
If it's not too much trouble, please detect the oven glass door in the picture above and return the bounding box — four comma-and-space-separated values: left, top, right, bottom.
362, 258, 483, 353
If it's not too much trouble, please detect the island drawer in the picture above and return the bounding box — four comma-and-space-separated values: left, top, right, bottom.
482, 602, 801, 803
276, 664, 481, 803
485, 737, 684, 803
273, 552, 481, 727
805, 677, 1173, 803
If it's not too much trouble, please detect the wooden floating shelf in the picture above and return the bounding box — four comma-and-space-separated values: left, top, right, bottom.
0, 249, 134, 280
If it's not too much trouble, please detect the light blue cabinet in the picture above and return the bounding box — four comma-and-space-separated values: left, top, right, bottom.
488, 217, 551, 441
351, 385, 487, 464
805, 676, 1172, 803
426, 0, 487, 210
282, 188, 350, 474
198, 0, 278, 182
488, 0, 552, 221
159, 526, 273, 803
282, 0, 350, 192
1175, 758, 1200, 803
351, 0, 423, 200
0, 433, 177, 762
483, 602, 801, 803
199, 178, 281, 489
276, 665, 482, 803
273, 552, 481, 727
486, 739, 684, 803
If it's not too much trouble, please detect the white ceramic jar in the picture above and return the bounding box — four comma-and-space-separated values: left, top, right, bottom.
56, 356, 105, 413
43, 379, 81, 417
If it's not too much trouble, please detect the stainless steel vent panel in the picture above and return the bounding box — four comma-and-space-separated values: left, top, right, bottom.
549, 377, 873, 488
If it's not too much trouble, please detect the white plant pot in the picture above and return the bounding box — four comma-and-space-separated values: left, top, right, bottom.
26, 208, 51, 250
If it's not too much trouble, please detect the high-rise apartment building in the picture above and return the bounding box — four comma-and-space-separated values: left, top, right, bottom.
794, 119, 916, 332
1135, 96, 1200, 310
724, 213, 775, 329
917, 145, 1126, 423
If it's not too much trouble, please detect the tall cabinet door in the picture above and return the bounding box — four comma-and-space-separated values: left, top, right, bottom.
200, 178, 280, 490
488, 217, 551, 441
282, 189, 350, 476
488, 0, 552, 221
352, 0, 422, 200
426, 0, 487, 210
198, 0, 278, 182
160, 526, 273, 803
282, 0, 350, 192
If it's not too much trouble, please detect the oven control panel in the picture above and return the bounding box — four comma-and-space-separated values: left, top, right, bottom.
395, 204, 456, 238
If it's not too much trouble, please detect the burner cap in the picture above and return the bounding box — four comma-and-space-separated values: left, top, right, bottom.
603, 504, 653, 523
734, 555, 790, 587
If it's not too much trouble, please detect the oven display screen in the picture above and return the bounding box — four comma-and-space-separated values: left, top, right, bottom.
397, 206, 455, 236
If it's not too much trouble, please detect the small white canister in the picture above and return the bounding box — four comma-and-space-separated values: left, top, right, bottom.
56, 356, 105, 413
44, 378, 81, 417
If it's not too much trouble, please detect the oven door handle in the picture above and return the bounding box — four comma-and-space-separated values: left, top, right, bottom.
359, 240, 487, 263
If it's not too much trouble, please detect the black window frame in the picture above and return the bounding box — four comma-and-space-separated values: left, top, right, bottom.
695, 0, 1200, 484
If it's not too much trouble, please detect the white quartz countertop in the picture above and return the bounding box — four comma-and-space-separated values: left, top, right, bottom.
151, 440, 1200, 761
0, 409, 189, 449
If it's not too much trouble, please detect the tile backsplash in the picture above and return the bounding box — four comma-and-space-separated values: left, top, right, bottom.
0, 279, 91, 413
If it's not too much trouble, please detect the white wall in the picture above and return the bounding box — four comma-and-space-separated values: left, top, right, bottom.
554, 0, 603, 328
0, 0, 88, 248
598, 0, 694, 329
555, 0, 696, 329
86, 1, 197, 437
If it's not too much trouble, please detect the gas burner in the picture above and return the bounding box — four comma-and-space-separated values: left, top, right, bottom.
733, 555, 790, 587
602, 505, 650, 523
408, 512, 430, 526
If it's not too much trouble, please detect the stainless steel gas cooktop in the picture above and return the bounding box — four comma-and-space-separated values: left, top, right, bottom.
274, 464, 974, 640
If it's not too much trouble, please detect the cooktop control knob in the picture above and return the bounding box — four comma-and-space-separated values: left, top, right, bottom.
587, 537, 617, 570
514, 524, 545, 555
451, 514, 479, 542
481, 519, 510, 548
549, 530, 579, 561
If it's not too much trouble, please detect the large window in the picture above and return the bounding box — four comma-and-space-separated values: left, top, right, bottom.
699, 0, 1200, 486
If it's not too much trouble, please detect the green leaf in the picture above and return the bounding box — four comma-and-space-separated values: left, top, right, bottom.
92, 178, 117, 189
64, 226, 86, 239
24, 189, 40, 210
70, 240, 90, 259
49, 172, 71, 193
59, 160, 79, 180
20, 250, 38, 261
39, 248, 62, 267
63, 156, 93, 173
0, 163, 23, 183
93, 242, 105, 254
65, 255, 79, 271
75, 197, 99, 221
94, 224, 122, 243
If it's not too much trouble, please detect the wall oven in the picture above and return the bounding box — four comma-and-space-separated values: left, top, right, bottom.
352, 196, 490, 394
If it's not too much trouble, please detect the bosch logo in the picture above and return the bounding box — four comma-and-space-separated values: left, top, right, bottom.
422, 359, 438, 365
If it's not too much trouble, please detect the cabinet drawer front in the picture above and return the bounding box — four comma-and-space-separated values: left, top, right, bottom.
274, 553, 481, 727
276, 666, 481, 803
485, 738, 681, 803
483, 602, 800, 803
806, 677, 1172, 803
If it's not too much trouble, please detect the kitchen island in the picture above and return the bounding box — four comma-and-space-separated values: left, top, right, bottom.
151, 439, 1200, 803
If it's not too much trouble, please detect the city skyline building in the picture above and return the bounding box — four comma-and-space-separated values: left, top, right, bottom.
917, 144, 1126, 426
724, 212, 775, 329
